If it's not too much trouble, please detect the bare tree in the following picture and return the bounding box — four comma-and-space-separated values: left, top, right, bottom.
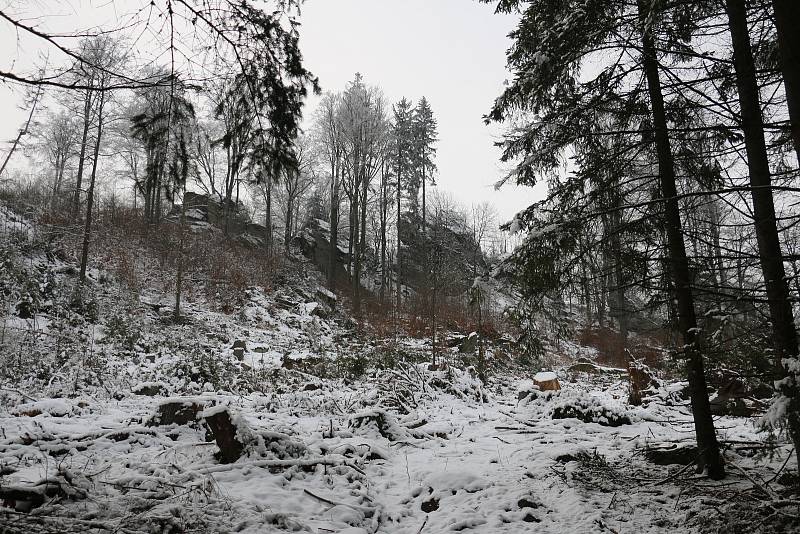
0, 83, 44, 179
338, 74, 390, 316
77, 36, 128, 284
36, 110, 79, 212
313, 93, 344, 290
279, 137, 317, 254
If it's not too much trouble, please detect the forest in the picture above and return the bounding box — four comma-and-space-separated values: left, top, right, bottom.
0, 0, 799, 533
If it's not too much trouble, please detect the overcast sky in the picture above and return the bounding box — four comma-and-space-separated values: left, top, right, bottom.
0, 0, 545, 222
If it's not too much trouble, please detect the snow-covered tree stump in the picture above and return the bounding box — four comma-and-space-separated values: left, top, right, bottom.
533, 371, 561, 391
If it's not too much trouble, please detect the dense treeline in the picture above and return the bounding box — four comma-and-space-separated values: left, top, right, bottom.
483, 0, 800, 477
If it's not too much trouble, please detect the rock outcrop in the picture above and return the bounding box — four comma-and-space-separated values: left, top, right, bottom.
167, 192, 269, 248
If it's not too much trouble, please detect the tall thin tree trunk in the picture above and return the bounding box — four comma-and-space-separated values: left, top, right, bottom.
72, 87, 94, 221
421, 145, 426, 232
329, 160, 340, 290
639, 0, 724, 479
397, 152, 403, 311
50, 154, 63, 212
772, 0, 800, 164
174, 191, 187, 321
79, 90, 106, 284
285, 193, 294, 255
726, 0, 800, 465
380, 161, 388, 303
265, 177, 273, 254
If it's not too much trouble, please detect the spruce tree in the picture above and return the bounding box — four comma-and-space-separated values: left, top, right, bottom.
412, 97, 438, 232
391, 97, 415, 307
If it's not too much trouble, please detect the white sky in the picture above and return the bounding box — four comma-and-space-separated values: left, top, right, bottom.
0, 0, 545, 222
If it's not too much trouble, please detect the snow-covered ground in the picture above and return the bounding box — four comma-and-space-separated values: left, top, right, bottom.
2, 368, 796, 533
1, 202, 798, 533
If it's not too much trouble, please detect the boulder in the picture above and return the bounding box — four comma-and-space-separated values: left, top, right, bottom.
458, 332, 479, 354
147, 398, 205, 426
315, 286, 337, 308
132, 382, 167, 396
568, 361, 602, 373
533, 371, 561, 391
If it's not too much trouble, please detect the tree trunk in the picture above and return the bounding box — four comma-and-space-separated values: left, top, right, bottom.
50, 153, 63, 212
639, 0, 724, 479
397, 147, 403, 312
422, 145, 426, 233
329, 158, 340, 290
79, 90, 106, 284
285, 193, 294, 255
772, 0, 800, 164
265, 177, 273, 254
174, 190, 187, 321
72, 87, 94, 221
726, 0, 800, 464
380, 161, 388, 303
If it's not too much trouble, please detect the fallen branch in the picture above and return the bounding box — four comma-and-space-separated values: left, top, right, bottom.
729, 462, 777, 499
0, 386, 37, 402
302, 488, 375, 517
181, 455, 367, 479
498, 410, 538, 428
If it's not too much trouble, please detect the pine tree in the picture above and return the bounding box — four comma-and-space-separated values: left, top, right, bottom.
482, 0, 726, 478
391, 97, 415, 307
412, 97, 438, 232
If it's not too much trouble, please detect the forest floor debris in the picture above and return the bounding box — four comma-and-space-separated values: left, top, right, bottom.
2, 368, 798, 533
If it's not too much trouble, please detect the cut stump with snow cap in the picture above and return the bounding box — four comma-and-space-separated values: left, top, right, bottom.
533, 371, 561, 391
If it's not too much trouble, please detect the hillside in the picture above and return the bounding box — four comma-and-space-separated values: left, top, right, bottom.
0, 202, 797, 534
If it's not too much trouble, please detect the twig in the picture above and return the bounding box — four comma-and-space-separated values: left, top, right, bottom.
499, 409, 538, 428
0, 386, 37, 402
302, 488, 374, 515
729, 462, 776, 499
651, 460, 698, 486
766, 447, 795, 485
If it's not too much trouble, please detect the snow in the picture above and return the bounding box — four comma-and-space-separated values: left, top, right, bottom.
10, 398, 74, 417
2, 361, 796, 532
1, 201, 797, 533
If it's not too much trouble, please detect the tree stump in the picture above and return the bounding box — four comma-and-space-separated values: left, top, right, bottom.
533, 371, 561, 391
203, 407, 245, 464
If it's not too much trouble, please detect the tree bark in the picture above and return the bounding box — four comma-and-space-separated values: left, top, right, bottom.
174, 191, 187, 321
329, 159, 340, 291
396, 147, 403, 311
726, 0, 800, 464
71, 87, 94, 221
772, 0, 800, 164
79, 89, 106, 284
639, 0, 724, 479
